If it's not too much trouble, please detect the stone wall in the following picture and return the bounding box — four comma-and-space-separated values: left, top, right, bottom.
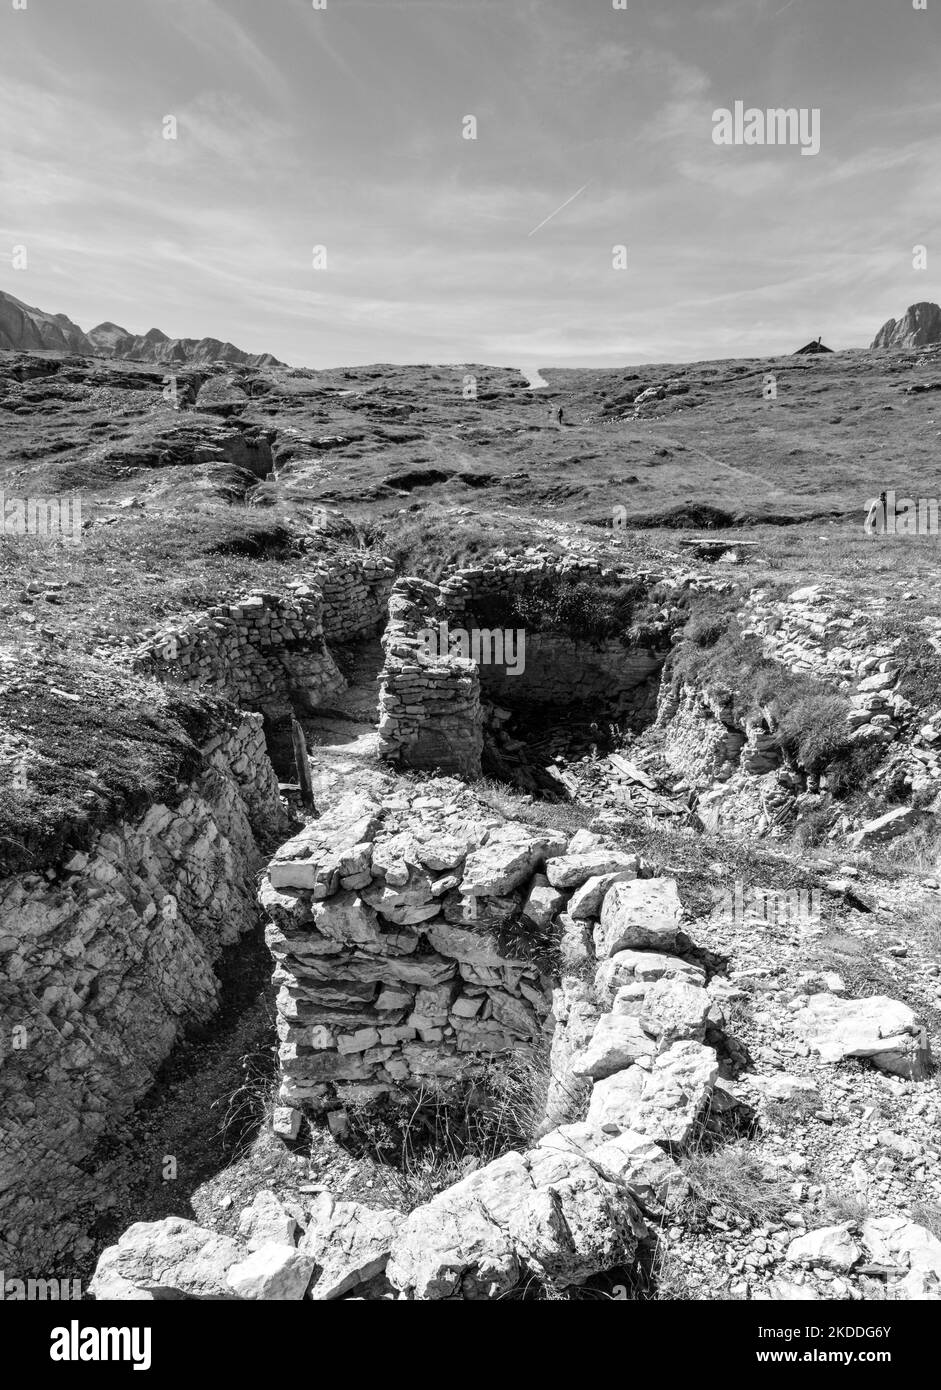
304, 553, 394, 642
377, 554, 668, 779
377, 578, 483, 778
258, 781, 672, 1129
134, 589, 344, 722
0, 710, 287, 1270
134, 551, 394, 722
260, 784, 566, 1115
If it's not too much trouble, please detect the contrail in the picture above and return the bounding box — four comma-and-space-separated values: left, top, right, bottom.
527, 182, 589, 237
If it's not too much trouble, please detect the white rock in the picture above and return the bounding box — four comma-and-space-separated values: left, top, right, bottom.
89, 1218, 244, 1300
301, 1193, 403, 1299
792, 994, 930, 1079
594, 878, 683, 958
226, 1243, 315, 1300
572, 1013, 656, 1079
586, 1040, 718, 1145
271, 1106, 302, 1140
861, 1215, 941, 1299
521, 874, 566, 929
848, 806, 915, 847
237, 1190, 299, 1250
639, 977, 710, 1044
567, 869, 640, 920
545, 851, 639, 892
461, 828, 564, 897
785, 1224, 861, 1274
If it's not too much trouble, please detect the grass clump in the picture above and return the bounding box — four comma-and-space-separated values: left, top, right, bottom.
682, 1140, 793, 1229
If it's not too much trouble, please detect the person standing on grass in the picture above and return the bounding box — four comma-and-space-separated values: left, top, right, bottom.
557, 406, 564, 426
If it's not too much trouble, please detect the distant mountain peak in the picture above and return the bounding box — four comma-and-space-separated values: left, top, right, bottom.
872, 301, 941, 350
0, 287, 286, 367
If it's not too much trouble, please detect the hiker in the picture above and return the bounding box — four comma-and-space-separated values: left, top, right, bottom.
865, 491, 887, 534
557, 406, 564, 426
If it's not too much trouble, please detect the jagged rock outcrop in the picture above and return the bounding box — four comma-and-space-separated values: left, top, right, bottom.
871, 302, 941, 350
0, 288, 284, 366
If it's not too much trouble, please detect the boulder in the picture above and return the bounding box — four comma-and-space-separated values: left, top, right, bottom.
594, 878, 683, 958
639, 977, 710, 1045
567, 869, 640, 920
572, 1013, 656, 1079
545, 851, 639, 892
460, 827, 566, 898
848, 806, 915, 847
594, 948, 704, 1006
226, 1244, 315, 1300
538, 1124, 687, 1214
586, 1040, 718, 1146
786, 1224, 861, 1274
521, 874, 567, 929
386, 1143, 646, 1299
861, 1215, 941, 1299
791, 994, 930, 1079
89, 1218, 244, 1300
237, 1191, 299, 1250
301, 1193, 403, 1299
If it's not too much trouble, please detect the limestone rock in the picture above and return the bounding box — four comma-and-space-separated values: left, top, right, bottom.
521, 874, 566, 928
792, 993, 930, 1079
594, 878, 683, 958
567, 868, 639, 920
89, 1218, 244, 1300
461, 827, 564, 897
861, 1215, 941, 1299
586, 1040, 718, 1145
386, 1143, 646, 1299
237, 1190, 299, 1249
386, 1151, 529, 1299
639, 977, 710, 1045
538, 1124, 687, 1214
785, 1224, 861, 1274
572, 1013, 656, 1079
594, 948, 704, 1005
848, 806, 915, 847
226, 1243, 315, 1300
271, 1105, 302, 1140
301, 1193, 403, 1299
545, 851, 639, 892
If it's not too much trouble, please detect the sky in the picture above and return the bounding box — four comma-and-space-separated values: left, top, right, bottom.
0, 0, 938, 368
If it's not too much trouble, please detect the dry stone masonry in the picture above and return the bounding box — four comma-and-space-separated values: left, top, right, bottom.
260, 783, 566, 1113
378, 552, 667, 779
134, 550, 394, 722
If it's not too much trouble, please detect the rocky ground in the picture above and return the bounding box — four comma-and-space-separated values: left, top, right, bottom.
4, 338, 941, 1302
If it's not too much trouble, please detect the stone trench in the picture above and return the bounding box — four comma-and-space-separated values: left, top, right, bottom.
10, 547, 923, 1296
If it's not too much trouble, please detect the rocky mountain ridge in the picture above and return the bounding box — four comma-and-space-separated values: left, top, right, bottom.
0, 288, 285, 368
